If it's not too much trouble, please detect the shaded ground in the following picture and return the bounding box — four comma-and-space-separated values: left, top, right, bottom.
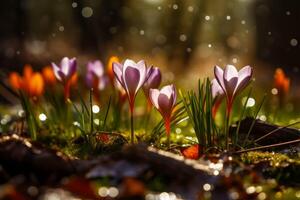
2, 131, 300, 200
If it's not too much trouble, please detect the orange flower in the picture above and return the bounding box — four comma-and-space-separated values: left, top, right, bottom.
42, 66, 56, 85
9, 72, 22, 90
274, 68, 290, 95
70, 73, 78, 86
28, 73, 44, 97
9, 65, 44, 98
107, 56, 119, 84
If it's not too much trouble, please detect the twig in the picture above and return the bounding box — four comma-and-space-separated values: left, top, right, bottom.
254, 121, 300, 143
236, 138, 300, 154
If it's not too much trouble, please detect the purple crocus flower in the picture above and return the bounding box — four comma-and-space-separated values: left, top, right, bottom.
52, 57, 77, 82
214, 65, 252, 111
214, 64, 252, 150
143, 67, 162, 98
112, 59, 150, 144
51, 57, 77, 100
149, 84, 177, 145
113, 59, 149, 111
86, 60, 107, 90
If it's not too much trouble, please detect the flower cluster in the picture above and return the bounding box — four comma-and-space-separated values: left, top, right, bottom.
112, 59, 176, 144
8, 57, 177, 146
8, 56, 256, 151
9, 65, 44, 100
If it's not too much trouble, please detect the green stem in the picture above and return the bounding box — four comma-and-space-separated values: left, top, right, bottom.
90, 89, 94, 135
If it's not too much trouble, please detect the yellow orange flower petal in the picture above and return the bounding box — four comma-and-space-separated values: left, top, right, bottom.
42, 66, 56, 85
107, 56, 119, 82
28, 73, 44, 97
274, 68, 290, 95
9, 72, 22, 90
70, 73, 78, 86
10, 65, 45, 99
23, 64, 33, 80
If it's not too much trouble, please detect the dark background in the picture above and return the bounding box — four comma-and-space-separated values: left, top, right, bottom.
0, 0, 299, 74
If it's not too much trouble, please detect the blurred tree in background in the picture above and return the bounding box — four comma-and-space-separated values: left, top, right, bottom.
0, 0, 299, 74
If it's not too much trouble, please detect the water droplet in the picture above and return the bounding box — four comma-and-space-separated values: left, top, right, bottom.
290, 38, 298, 46
108, 187, 119, 198
246, 186, 256, 194
271, 88, 278, 95
27, 186, 38, 196
92, 105, 100, 113
59, 26, 64, 32
175, 128, 181, 134
98, 187, 109, 197
94, 119, 100, 125
230, 191, 239, 200
203, 183, 212, 191
245, 97, 255, 108
72, 2, 77, 8
172, 4, 178, 10
82, 7, 93, 18
188, 6, 194, 12
259, 115, 267, 121
73, 121, 80, 127
205, 15, 210, 21
179, 34, 187, 42
232, 57, 238, 63
258, 192, 267, 200
18, 110, 25, 117
39, 113, 47, 121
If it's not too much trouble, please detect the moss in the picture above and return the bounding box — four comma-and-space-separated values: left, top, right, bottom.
241, 151, 298, 167
241, 151, 300, 185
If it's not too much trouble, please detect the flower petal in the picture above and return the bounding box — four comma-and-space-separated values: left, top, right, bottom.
143, 67, 162, 94
89, 60, 104, 77
158, 93, 173, 118
224, 65, 238, 99
211, 78, 224, 98
235, 65, 252, 94
214, 66, 226, 92
98, 76, 108, 90
224, 65, 238, 81
68, 58, 77, 77
112, 62, 124, 88
61, 57, 70, 76
124, 66, 141, 99
170, 84, 177, 107
149, 88, 160, 109
160, 85, 173, 99
123, 59, 138, 70
9, 72, 22, 90
52, 62, 63, 81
